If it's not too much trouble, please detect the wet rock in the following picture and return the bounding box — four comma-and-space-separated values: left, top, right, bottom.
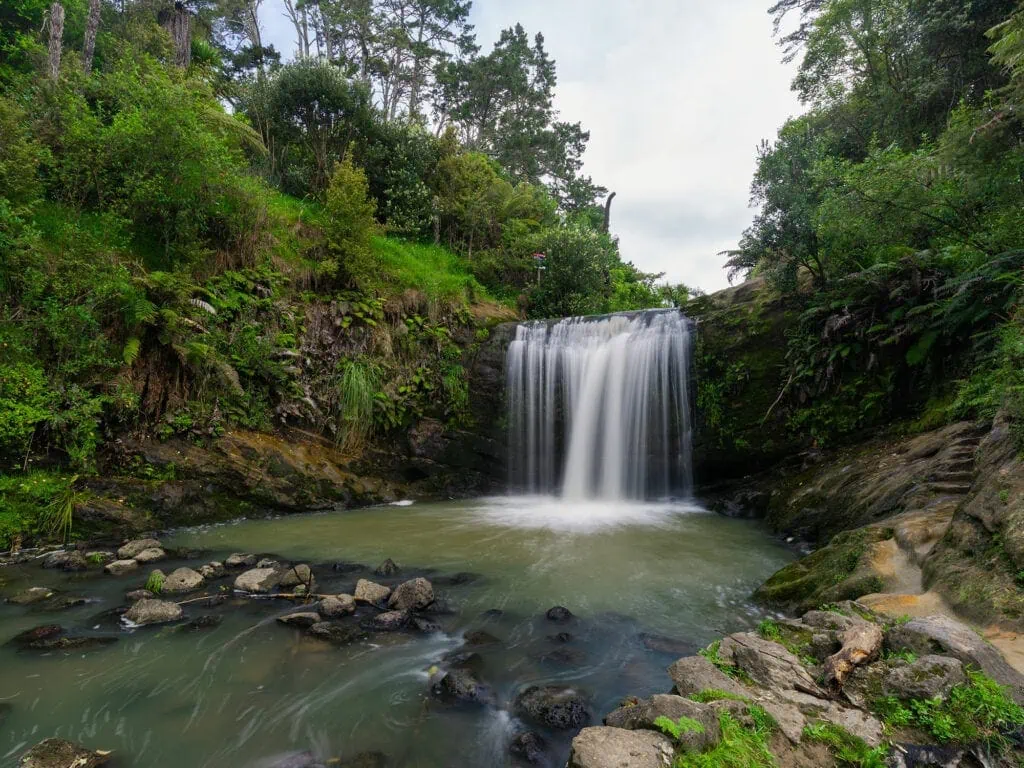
411, 617, 442, 633
432, 668, 489, 705
362, 610, 409, 632
318, 595, 356, 618
546, 606, 573, 623
124, 599, 183, 626
162, 567, 205, 594
667, 655, 750, 700
280, 564, 313, 588
374, 558, 400, 577
104, 559, 139, 576
331, 562, 366, 574
885, 655, 967, 701
509, 730, 547, 765
42, 550, 87, 571
8, 587, 55, 605
256, 751, 325, 768
307, 622, 367, 645
182, 615, 221, 632
514, 685, 589, 730
549, 632, 573, 643
18, 737, 110, 768
538, 647, 588, 666
234, 568, 282, 594
568, 727, 674, 768
441, 650, 484, 673
278, 612, 321, 629
434, 572, 480, 586
887, 743, 968, 768
719, 632, 824, 695
639, 632, 696, 657
387, 578, 433, 611
886, 615, 1024, 703
257, 558, 280, 569
354, 579, 391, 605
117, 539, 162, 560
198, 562, 225, 580
463, 630, 500, 646
8, 625, 117, 651
133, 547, 166, 564
604, 695, 720, 754
226, 553, 257, 568
48, 596, 88, 610
0, 702, 9, 725
481, 608, 504, 619
8, 624, 62, 646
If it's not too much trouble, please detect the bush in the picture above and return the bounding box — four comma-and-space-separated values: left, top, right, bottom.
323, 155, 380, 286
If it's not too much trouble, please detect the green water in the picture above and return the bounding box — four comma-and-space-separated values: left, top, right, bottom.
0, 497, 793, 767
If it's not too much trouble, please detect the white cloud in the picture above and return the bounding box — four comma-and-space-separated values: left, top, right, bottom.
259, 0, 804, 291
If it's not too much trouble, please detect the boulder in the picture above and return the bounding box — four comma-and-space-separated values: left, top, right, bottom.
431, 669, 488, 705
7, 625, 115, 651
885, 655, 967, 701
124, 599, 183, 626
7, 587, 55, 606
162, 567, 205, 594
509, 731, 547, 765
225, 553, 257, 568
546, 606, 573, 622
318, 595, 356, 618
463, 630, 500, 646
354, 579, 391, 605
387, 578, 433, 611
277, 612, 321, 629
363, 610, 408, 632
280, 564, 313, 588
42, 550, 87, 571
117, 539, 161, 560
234, 568, 281, 594
198, 563, 224, 580
307, 622, 367, 645
441, 650, 484, 673
604, 694, 720, 754
257, 558, 280, 569
514, 686, 588, 730
568, 727, 674, 768
133, 548, 166, 564
104, 559, 139, 576
886, 615, 1024, 703
18, 738, 110, 768
374, 558, 400, 576
719, 632, 825, 696
667, 655, 750, 700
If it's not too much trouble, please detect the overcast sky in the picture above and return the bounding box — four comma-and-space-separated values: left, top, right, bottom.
260, 1, 804, 292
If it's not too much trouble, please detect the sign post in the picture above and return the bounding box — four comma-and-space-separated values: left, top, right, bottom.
533, 252, 547, 286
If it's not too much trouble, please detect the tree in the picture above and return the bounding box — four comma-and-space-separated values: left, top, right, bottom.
82, 0, 101, 74
47, 1, 65, 81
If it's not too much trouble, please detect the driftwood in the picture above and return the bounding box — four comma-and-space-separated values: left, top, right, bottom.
823, 622, 883, 690
47, 2, 65, 81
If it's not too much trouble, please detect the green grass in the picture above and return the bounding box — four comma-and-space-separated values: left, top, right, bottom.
145, 570, 165, 594
688, 689, 750, 704
757, 619, 782, 642
803, 722, 889, 767
365, 237, 490, 303
655, 715, 706, 740
676, 707, 777, 768
0, 471, 77, 550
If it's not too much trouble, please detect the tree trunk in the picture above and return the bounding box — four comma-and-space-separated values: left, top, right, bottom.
602, 192, 617, 234
48, 2, 65, 81
82, 0, 101, 74
162, 1, 191, 68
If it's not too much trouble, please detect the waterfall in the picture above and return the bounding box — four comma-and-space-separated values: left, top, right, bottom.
506, 309, 693, 500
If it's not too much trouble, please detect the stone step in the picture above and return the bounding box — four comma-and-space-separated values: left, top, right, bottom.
938, 458, 975, 473
931, 471, 974, 484
948, 437, 982, 449
927, 482, 972, 495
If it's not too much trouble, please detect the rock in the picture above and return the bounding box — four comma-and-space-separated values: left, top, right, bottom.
198, 563, 224, 579
133, 547, 166, 564
442, 650, 484, 673
162, 567, 205, 594
667, 655, 750, 700
885, 655, 967, 701
336, 751, 389, 768
49, 596, 88, 610
719, 632, 825, 695
374, 558, 400, 576
546, 606, 573, 622
117, 538, 162, 560
225, 553, 257, 568
514, 686, 588, 730
280, 564, 313, 588
887, 743, 968, 768
307, 622, 367, 645
42, 550, 87, 571
234, 568, 282, 594
257, 558, 280, 569
604, 694, 720, 754
463, 630, 499, 646
509, 731, 547, 765
18, 738, 110, 768
538, 647, 588, 666
568, 727, 674, 768
123, 599, 183, 626
104, 559, 139, 576
318, 595, 356, 618
411, 617, 442, 633
182, 615, 221, 631
886, 615, 1024, 703
9, 625, 63, 646
387, 578, 433, 611
363, 610, 408, 632
331, 562, 366, 574
639, 632, 695, 656
8, 625, 116, 651
258, 751, 325, 768
354, 579, 391, 605
822, 621, 883, 690
277, 612, 321, 629
434, 572, 480, 586
432, 669, 489, 705
7, 587, 55, 605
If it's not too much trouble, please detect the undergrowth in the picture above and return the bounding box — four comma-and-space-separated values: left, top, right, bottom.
675, 707, 777, 768
803, 722, 889, 767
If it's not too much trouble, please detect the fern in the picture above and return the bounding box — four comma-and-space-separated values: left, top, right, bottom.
123, 336, 142, 366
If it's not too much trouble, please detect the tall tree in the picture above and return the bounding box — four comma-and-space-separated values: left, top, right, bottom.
82, 0, 101, 74
47, 1, 64, 80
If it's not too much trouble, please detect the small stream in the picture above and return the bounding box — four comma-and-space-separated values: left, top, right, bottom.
0, 497, 793, 767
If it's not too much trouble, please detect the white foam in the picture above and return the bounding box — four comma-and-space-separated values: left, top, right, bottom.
467, 495, 708, 534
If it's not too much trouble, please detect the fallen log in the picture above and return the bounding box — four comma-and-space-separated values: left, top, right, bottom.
823, 622, 883, 690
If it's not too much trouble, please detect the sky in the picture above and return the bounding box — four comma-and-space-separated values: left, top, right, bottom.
259, 1, 805, 293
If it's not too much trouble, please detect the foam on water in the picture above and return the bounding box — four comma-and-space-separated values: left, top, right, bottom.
468, 495, 708, 533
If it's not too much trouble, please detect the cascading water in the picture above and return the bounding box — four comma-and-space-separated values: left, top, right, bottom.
506, 309, 693, 501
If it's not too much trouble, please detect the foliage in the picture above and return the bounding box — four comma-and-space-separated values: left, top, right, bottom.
654, 715, 705, 741
323, 154, 380, 283
756, 619, 782, 643
802, 722, 888, 768
0, 472, 76, 550
38, 474, 79, 543
873, 669, 1024, 751
674, 709, 777, 768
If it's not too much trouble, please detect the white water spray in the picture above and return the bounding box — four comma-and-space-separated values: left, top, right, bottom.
506, 309, 693, 500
